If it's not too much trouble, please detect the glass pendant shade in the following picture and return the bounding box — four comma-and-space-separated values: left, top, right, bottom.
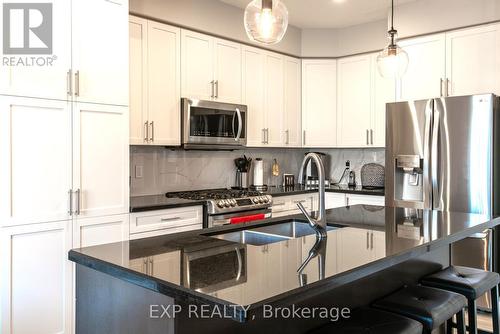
377, 43, 409, 78
244, 0, 289, 45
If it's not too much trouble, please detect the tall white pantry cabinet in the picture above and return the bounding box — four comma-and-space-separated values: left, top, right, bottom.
0, 1, 130, 333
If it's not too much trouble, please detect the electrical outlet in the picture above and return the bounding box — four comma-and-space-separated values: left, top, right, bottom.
135, 165, 144, 178
346, 160, 350, 168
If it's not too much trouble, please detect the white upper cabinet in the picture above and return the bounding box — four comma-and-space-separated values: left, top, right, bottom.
398, 34, 446, 101
181, 30, 214, 100
446, 23, 500, 96
213, 39, 242, 103
72, 0, 129, 106
129, 17, 181, 146
0, 97, 72, 227
264, 52, 285, 146
0, 0, 71, 101
181, 30, 242, 103
284, 56, 302, 147
302, 60, 337, 148
242, 46, 266, 147
337, 55, 372, 147
73, 103, 129, 218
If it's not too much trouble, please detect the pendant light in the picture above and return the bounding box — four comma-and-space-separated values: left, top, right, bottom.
244, 0, 288, 45
377, 0, 409, 78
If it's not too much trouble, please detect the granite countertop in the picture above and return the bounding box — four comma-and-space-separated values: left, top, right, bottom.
129, 185, 384, 212
69, 205, 498, 322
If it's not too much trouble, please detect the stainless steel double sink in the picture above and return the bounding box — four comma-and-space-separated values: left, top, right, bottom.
208, 219, 338, 246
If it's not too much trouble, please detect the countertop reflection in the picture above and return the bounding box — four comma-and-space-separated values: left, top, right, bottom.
70, 205, 497, 314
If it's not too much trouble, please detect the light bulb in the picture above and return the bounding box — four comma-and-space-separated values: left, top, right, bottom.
377, 44, 409, 79
244, 0, 288, 45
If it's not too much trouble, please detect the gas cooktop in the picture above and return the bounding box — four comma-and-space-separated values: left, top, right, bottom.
165, 189, 272, 215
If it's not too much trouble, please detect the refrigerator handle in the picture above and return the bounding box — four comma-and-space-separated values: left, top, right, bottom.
423, 100, 434, 209
431, 106, 440, 209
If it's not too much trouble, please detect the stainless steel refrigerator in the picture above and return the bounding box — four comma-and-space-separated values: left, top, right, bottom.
385, 94, 500, 310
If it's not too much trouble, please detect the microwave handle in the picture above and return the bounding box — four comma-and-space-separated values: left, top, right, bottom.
235, 108, 242, 141
235, 247, 243, 281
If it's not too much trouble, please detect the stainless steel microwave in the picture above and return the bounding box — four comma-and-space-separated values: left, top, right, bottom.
181, 98, 247, 149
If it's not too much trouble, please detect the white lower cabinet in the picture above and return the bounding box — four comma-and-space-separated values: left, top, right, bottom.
337, 227, 383, 272
1, 221, 73, 334
325, 192, 347, 209
271, 194, 315, 218
129, 250, 181, 285
73, 214, 129, 248
129, 206, 203, 239
346, 194, 385, 206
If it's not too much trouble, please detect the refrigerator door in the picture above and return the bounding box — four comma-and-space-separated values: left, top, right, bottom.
432, 95, 494, 215
385, 99, 433, 209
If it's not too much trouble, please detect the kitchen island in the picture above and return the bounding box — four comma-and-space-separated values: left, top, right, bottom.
69, 205, 499, 334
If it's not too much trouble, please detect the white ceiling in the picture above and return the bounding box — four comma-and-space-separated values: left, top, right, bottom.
219, 0, 419, 29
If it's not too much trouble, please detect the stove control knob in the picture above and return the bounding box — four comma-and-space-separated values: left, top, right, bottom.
217, 201, 224, 208
262, 196, 269, 203
258, 197, 264, 204
230, 200, 237, 207
224, 200, 231, 208
252, 197, 259, 204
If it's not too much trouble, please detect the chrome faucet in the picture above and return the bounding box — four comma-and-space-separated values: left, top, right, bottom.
297, 152, 327, 239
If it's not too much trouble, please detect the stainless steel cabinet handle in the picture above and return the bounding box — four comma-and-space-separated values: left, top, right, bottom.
285, 130, 289, 145
149, 257, 154, 274
366, 232, 370, 249
366, 129, 369, 145
215, 80, 219, 98
142, 258, 148, 273
75, 189, 81, 215
262, 128, 266, 144
370, 129, 374, 145
234, 108, 242, 141
293, 199, 307, 204
66, 70, 72, 96
144, 121, 149, 142
75, 70, 80, 97
370, 232, 374, 250
303, 130, 306, 146
210, 80, 215, 98
446, 78, 450, 97
266, 128, 269, 144
346, 197, 349, 206
160, 217, 182, 222
440, 78, 444, 97
68, 190, 73, 215
150, 121, 154, 141
273, 202, 286, 206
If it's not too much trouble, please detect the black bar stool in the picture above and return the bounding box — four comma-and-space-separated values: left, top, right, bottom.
307, 307, 423, 334
372, 285, 467, 334
421, 265, 500, 334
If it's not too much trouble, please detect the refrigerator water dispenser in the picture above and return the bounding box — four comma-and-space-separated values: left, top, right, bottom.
394, 155, 423, 203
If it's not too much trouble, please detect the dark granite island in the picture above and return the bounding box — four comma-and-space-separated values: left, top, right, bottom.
69, 205, 499, 334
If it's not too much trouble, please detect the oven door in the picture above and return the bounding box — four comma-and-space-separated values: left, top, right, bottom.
182, 98, 247, 148
208, 209, 272, 228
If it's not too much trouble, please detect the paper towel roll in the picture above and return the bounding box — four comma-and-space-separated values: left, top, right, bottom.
253, 158, 264, 186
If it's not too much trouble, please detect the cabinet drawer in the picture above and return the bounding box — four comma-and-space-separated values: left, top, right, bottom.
130, 206, 203, 234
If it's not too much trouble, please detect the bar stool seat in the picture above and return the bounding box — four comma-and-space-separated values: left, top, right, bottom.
308, 307, 423, 334
421, 265, 500, 334
421, 265, 500, 301
372, 285, 467, 334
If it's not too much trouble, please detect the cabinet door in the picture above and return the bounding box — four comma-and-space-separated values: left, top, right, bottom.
346, 194, 385, 206
371, 53, 395, 147
446, 24, 500, 96
0, 0, 71, 100
72, 0, 129, 106
213, 39, 242, 103
337, 55, 372, 147
373, 230, 386, 259
74, 214, 129, 248
152, 251, 181, 285
242, 47, 266, 147
302, 60, 337, 147
284, 57, 302, 147
325, 193, 346, 209
398, 34, 446, 101
1, 220, 73, 334
181, 30, 214, 100
265, 53, 285, 146
0, 97, 72, 227
129, 16, 148, 145
336, 227, 374, 271
73, 103, 129, 218
147, 21, 181, 146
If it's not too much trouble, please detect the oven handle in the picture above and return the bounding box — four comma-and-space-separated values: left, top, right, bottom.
235, 247, 242, 281
235, 108, 242, 142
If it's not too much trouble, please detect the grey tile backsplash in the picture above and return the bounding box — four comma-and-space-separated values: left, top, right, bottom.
130, 146, 385, 196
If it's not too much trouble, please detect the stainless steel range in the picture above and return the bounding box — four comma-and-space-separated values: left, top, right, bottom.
166, 189, 272, 227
